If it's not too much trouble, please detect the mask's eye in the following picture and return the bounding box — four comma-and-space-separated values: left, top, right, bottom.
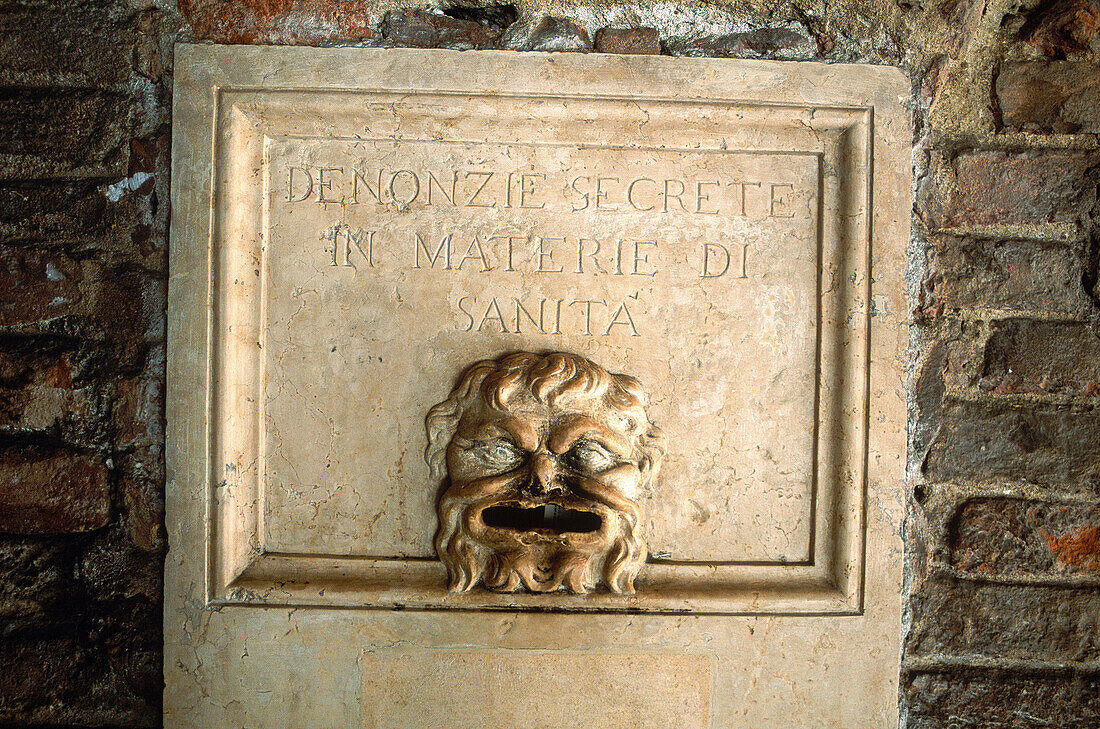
471, 439, 525, 471
565, 440, 617, 473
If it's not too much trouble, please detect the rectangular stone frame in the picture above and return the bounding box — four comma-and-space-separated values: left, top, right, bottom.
167, 44, 909, 728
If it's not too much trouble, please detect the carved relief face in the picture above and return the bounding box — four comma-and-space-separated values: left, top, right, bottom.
427, 352, 664, 594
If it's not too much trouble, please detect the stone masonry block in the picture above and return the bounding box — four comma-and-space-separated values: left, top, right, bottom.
951, 498, 1100, 578
998, 61, 1100, 134
0, 445, 110, 534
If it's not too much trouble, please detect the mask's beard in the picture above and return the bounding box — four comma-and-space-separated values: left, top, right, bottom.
434, 491, 491, 593
434, 488, 646, 595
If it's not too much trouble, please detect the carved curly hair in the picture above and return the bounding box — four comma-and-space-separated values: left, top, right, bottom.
425, 351, 664, 487
425, 351, 666, 593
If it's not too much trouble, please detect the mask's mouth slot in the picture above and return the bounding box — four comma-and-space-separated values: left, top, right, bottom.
482, 504, 602, 534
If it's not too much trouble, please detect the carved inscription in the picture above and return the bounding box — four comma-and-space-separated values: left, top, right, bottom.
288, 166, 796, 218
274, 145, 809, 339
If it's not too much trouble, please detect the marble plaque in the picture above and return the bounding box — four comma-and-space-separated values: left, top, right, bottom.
167, 45, 909, 728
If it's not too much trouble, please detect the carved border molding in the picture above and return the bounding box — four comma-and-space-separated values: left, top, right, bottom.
167, 47, 907, 616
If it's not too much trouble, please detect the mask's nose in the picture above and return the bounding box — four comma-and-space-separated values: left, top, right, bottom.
524, 452, 562, 497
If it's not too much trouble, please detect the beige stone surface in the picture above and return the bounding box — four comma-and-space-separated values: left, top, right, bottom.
167, 45, 909, 727
362, 649, 713, 728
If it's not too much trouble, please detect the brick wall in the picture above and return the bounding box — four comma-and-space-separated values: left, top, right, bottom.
0, 0, 1096, 726
0, 0, 176, 724
905, 2, 1100, 719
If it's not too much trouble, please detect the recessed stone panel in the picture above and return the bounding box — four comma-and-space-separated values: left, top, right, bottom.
167, 45, 909, 728
262, 134, 822, 566
361, 649, 713, 729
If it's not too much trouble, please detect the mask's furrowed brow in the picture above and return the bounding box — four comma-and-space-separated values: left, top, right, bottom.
458, 416, 540, 452
548, 415, 631, 456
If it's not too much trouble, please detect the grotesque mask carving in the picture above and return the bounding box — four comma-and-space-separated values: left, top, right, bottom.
427, 351, 665, 595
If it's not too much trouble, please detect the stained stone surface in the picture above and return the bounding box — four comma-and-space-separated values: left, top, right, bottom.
167, 45, 908, 728
263, 137, 820, 565
362, 649, 713, 728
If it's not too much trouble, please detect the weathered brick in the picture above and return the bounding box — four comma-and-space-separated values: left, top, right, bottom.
0, 332, 123, 398
381, 9, 501, 50
0, 88, 133, 177
929, 235, 1095, 315
0, 340, 78, 389
0, 247, 85, 327
119, 456, 164, 552
0, 539, 162, 722
951, 498, 1100, 578
941, 330, 983, 392
80, 539, 160, 603
0, 385, 105, 446
112, 374, 162, 453
982, 321, 1100, 396
909, 577, 1100, 661
912, 338, 949, 459
924, 399, 1100, 489
0, 637, 85, 719
0, 261, 157, 366
85, 269, 162, 372
0, 263, 154, 383
113, 372, 165, 552
998, 61, 1100, 134
595, 27, 661, 55
0, 0, 168, 724
132, 8, 174, 83
938, 150, 1100, 228
1015, 0, 1100, 60
180, 0, 375, 45
440, 5, 518, 36
904, 670, 1100, 729
0, 0, 137, 87
0, 445, 109, 534
0, 628, 159, 725
0, 180, 110, 246
0, 538, 68, 634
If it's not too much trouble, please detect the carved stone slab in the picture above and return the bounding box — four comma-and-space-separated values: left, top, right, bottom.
167, 45, 909, 728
